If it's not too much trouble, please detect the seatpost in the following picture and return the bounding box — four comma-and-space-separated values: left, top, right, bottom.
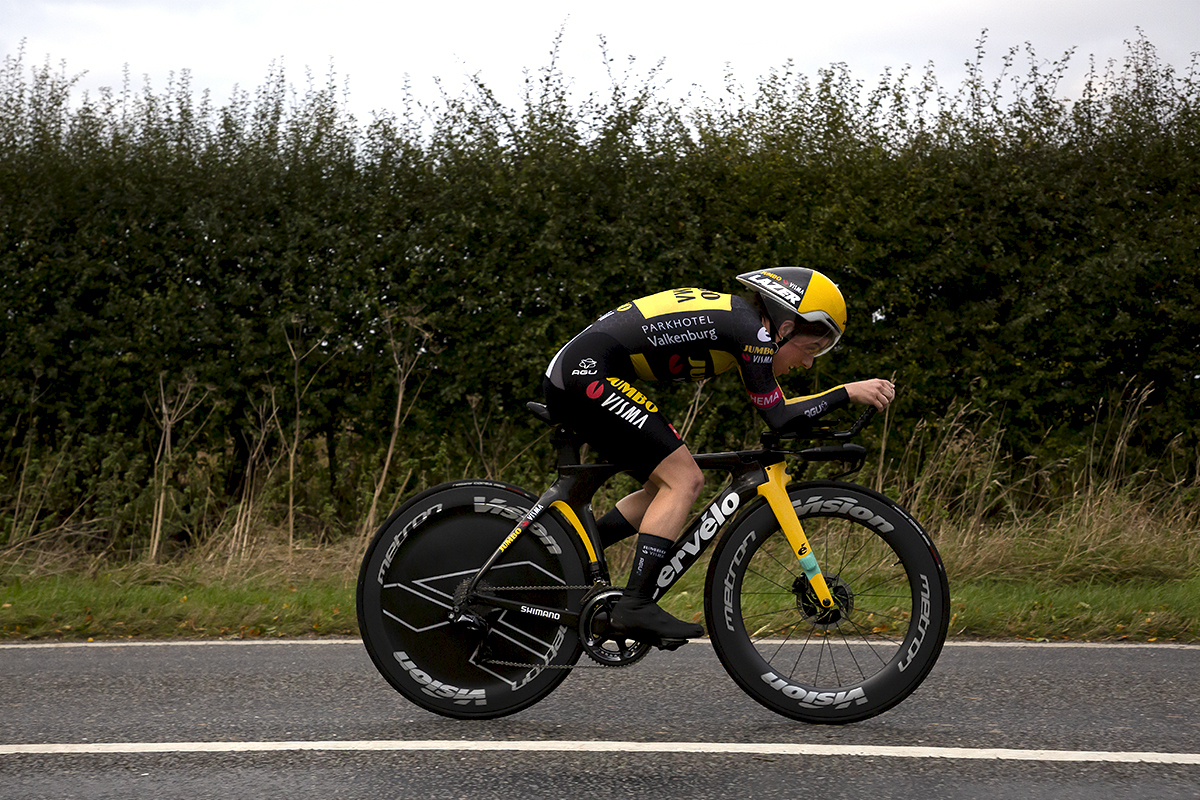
552, 426, 583, 469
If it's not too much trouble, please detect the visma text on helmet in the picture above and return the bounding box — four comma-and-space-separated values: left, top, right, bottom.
745, 272, 803, 305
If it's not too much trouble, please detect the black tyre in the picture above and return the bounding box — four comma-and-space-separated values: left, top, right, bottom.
357, 480, 588, 719
705, 481, 949, 724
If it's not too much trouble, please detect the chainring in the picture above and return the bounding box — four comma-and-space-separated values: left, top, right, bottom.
578, 586, 652, 667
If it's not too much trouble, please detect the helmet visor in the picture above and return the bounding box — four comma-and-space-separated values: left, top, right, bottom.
765, 299, 843, 357
794, 312, 843, 357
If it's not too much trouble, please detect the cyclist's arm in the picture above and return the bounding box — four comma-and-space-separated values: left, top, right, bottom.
739, 364, 850, 431
767, 386, 850, 431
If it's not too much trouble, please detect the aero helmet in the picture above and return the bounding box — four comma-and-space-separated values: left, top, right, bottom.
736, 267, 847, 357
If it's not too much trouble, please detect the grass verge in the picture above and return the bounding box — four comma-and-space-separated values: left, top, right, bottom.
3, 557, 1197, 643
947, 577, 1200, 642
0, 544, 361, 641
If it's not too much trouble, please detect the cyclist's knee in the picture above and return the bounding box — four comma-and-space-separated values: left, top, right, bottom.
651, 448, 704, 504
679, 462, 704, 504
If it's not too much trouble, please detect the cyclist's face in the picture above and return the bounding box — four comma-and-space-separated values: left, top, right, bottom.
772, 333, 829, 375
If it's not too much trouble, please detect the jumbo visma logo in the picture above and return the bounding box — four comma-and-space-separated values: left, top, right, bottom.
589, 378, 658, 429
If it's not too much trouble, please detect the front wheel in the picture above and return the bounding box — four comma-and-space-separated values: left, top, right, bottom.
705, 480, 949, 724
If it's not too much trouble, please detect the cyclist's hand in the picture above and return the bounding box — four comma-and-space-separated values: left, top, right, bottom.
846, 379, 896, 410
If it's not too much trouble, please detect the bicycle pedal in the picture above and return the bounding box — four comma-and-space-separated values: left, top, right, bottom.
653, 637, 689, 652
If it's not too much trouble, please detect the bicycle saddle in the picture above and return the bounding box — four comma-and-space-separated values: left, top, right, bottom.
525, 401, 554, 425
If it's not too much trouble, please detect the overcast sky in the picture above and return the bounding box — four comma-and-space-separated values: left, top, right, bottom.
2, 1, 1197, 120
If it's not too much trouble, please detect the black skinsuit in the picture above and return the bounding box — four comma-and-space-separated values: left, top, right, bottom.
544, 288, 848, 479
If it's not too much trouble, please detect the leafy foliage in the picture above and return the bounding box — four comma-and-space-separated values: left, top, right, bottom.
1, 34, 1197, 555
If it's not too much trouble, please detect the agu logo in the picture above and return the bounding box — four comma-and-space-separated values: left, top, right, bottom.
572, 358, 599, 377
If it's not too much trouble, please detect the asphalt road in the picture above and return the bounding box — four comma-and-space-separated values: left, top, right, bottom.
2, 638, 1198, 799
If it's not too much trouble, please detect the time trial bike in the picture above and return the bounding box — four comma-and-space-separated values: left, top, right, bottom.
356, 402, 949, 724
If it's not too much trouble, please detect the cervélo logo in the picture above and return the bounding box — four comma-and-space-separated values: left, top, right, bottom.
656, 489, 741, 589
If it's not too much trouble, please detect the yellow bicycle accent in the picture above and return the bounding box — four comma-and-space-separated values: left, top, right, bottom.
756, 462, 836, 608
550, 500, 600, 566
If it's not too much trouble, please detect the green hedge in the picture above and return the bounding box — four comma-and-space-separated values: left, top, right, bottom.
1, 35, 1197, 553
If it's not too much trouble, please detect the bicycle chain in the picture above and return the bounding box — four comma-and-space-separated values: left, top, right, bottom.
480, 657, 617, 669
471, 584, 638, 669
480, 585, 594, 592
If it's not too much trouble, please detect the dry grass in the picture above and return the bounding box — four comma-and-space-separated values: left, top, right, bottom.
3, 390, 1198, 642
878, 391, 1200, 585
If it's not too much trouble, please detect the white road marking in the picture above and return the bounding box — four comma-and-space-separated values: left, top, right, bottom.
1, 740, 1198, 763
2, 638, 1198, 650
0, 638, 361, 649
2, 639, 1196, 764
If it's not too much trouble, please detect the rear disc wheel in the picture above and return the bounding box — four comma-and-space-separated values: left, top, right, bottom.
357, 481, 587, 719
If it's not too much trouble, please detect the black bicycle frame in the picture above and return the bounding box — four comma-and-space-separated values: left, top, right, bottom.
456, 427, 778, 626
454, 405, 875, 626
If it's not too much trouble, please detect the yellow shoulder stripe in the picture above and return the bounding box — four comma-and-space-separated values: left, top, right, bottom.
783, 385, 845, 405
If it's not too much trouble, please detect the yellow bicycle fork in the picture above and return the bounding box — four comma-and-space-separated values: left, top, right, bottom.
756, 461, 836, 609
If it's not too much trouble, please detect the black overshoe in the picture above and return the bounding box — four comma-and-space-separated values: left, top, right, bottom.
610, 595, 704, 643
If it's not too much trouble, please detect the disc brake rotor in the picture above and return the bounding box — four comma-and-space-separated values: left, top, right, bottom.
792, 573, 855, 628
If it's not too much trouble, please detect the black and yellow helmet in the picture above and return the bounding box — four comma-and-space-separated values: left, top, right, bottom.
736, 267, 846, 356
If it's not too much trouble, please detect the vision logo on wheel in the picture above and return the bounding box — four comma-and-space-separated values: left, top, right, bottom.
759, 673, 868, 710
394, 650, 487, 706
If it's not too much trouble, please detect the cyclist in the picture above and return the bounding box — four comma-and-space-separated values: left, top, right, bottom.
542, 267, 896, 644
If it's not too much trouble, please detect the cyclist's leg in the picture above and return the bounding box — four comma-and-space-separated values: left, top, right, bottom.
595, 505, 638, 548
604, 427, 704, 547
543, 347, 704, 642
624, 447, 704, 541
610, 448, 706, 641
